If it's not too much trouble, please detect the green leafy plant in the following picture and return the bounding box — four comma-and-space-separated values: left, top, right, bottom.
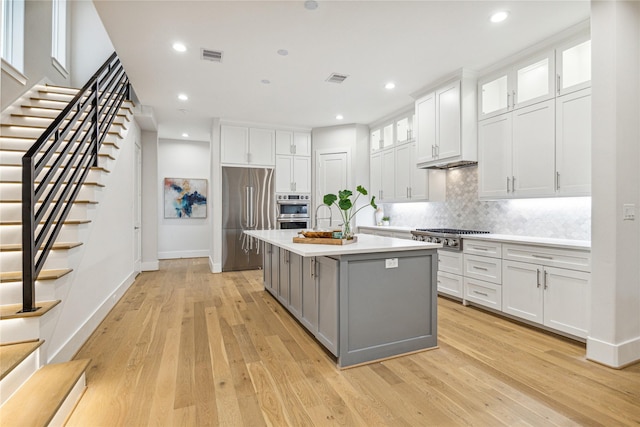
323, 185, 377, 238
382, 216, 390, 221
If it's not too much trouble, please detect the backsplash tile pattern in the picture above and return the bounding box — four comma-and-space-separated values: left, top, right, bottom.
383, 166, 591, 240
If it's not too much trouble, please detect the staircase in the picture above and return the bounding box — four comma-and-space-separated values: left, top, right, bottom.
0, 81, 133, 426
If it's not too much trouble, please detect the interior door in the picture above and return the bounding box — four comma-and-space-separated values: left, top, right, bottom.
133, 141, 142, 275
316, 150, 349, 230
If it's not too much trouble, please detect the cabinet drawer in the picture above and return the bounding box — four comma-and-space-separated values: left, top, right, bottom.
464, 277, 502, 310
437, 271, 463, 299
463, 240, 502, 258
503, 244, 591, 272
438, 250, 463, 275
464, 254, 502, 284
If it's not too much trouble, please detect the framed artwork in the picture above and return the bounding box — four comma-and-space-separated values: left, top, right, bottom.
164, 178, 208, 218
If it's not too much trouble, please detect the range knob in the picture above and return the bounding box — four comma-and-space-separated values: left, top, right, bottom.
431, 237, 440, 244
447, 239, 458, 247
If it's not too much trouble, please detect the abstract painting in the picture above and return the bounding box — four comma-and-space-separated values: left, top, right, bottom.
164, 178, 208, 218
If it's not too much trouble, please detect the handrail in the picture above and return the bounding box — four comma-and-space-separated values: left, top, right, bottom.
21, 52, 130, 312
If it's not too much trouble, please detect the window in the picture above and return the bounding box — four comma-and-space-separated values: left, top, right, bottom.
51, 0, 67, 73
1, 0, 25, 73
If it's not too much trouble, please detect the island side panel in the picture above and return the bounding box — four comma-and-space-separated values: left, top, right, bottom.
338, 249, 438, 367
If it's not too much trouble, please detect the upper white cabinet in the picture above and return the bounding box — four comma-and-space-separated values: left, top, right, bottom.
478, 30, 591, 199
556, 88, 591, 196
556, 35, 591, 96
370, 147, 395, 202
479, 100, 556, 199
478, 50, 555, 121
414, 72, 477, 168
275, 130, 311, 193
221, 124, 275, 166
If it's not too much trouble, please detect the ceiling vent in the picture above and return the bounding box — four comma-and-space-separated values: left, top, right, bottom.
201, 48, 223, 62
326, 73, 349, 84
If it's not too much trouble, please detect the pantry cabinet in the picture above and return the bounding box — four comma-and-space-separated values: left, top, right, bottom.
221, 125, 275, 166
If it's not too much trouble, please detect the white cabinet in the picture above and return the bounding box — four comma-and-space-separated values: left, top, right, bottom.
462, 240, 503, 310
275, 155, 311, 193
370, 147, 395, 201
478, 50, 555, 120
556, 88, 591, 196
275, 131, 311, 193
437, 250, 464, 299
556, 35, 591, 96
502, 260, 589, 338
478, 99, 555, 199
414, 73, 477, 168
395, 142, 433, 201
221, 125, 275, 166
370, 128, 382, 152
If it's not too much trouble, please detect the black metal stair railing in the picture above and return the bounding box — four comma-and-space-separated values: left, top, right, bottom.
21, 52, 130, 312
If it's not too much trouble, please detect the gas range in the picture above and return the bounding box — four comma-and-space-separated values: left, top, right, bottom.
411, 228, 490, 251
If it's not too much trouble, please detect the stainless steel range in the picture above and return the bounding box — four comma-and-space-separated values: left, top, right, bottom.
411, 228, 490, 251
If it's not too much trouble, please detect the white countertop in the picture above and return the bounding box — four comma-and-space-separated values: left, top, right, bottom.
244, 229, 441, 257
358, 225, 414, 233
464, 233, 591, 250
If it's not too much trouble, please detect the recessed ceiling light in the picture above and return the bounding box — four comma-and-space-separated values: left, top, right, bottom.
182, 133, 189, 138
261, 79, 271, 84
178, 93, 188, 101
172, 42, 187, 52
336, 114, 344, 120
304, 0, 318, 10
385, 82, 396, 90
277, 49, 289, 56
490, 11, 509, 23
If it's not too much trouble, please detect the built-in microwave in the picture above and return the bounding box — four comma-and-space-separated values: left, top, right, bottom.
276, 194, 310, 219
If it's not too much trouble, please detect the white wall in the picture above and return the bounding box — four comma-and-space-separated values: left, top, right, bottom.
70, 0, 115, 88
210, 118, 222, 273
141, 130, 159, 270
49, 120, 140, 363
157, 139, 211, 259
588, 0, 640, 368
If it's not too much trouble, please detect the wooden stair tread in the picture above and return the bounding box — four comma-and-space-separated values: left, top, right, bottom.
0, 340, 43, 380
0, 180, 105, 187
0, 199, 98, 205
0, 122, 124, 132
0, 300, 61, 319
0, 219, 90, 226
0, 164, 111, 173
0, 242, 82, 252
0, 135, 120, 148
0, 152, 115, 161
0, 269, 72, 284
0, 358, 90, 427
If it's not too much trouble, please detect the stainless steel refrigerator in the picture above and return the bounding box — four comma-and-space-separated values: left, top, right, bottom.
222, 167, 276, 271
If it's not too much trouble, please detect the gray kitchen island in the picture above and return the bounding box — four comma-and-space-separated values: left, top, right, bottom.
244, 229, 441, 368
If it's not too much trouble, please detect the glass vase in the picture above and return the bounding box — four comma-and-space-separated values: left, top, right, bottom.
342, 221, 354, 240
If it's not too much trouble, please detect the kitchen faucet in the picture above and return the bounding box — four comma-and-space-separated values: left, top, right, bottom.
313, 204, 333, 230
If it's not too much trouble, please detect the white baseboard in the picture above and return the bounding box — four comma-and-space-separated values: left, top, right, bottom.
158, 250, 210, 260
48, 271, 137, 364
209, 256, 222, 273
587, 335, 640, 368
142, 260, 159, 271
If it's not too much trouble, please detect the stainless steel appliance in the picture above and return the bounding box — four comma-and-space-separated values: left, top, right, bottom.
276, 193, 310, 230
222, 167, 275, 271
411, 228, 490, 251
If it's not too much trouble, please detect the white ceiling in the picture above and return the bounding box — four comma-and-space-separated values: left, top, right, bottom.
93, 0, 590, 141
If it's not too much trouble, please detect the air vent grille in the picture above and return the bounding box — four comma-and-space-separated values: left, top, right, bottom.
201, 49, 223, 62
326, 73, 349, 84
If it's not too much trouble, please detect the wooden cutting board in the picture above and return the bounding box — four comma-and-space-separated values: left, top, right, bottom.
292, 236, 358, 245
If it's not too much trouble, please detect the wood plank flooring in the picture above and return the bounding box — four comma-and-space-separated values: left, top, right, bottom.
67, 258, 640, 426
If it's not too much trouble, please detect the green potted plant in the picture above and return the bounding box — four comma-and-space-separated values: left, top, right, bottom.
323, 185, 377, 239
382, 216, 390, 226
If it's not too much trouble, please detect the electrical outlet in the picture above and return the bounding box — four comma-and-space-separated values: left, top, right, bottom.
623, 204, 636, 221
385, 258, 398, 269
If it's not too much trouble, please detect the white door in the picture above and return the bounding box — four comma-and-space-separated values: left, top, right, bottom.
134, 141, 142, 275
316, 150, 349, 230
543, 266, 590, 338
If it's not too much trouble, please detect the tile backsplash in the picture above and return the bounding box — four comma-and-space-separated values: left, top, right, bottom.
382, 166, 591, 241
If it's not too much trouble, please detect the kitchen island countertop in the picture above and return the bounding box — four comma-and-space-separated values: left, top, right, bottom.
244, 229, 441, 257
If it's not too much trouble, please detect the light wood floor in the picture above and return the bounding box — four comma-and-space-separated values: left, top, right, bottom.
67, 258, 640, 426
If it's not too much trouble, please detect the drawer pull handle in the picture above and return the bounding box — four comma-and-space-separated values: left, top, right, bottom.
473, 290, 489, 297
532, 254, 553, 260
473, 266, 489, 271
472, 247, 488, 251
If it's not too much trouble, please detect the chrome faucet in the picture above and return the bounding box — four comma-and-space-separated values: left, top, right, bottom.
313, 204, 333, 230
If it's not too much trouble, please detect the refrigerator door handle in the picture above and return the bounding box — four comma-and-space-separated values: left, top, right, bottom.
248, 186, 255, 227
